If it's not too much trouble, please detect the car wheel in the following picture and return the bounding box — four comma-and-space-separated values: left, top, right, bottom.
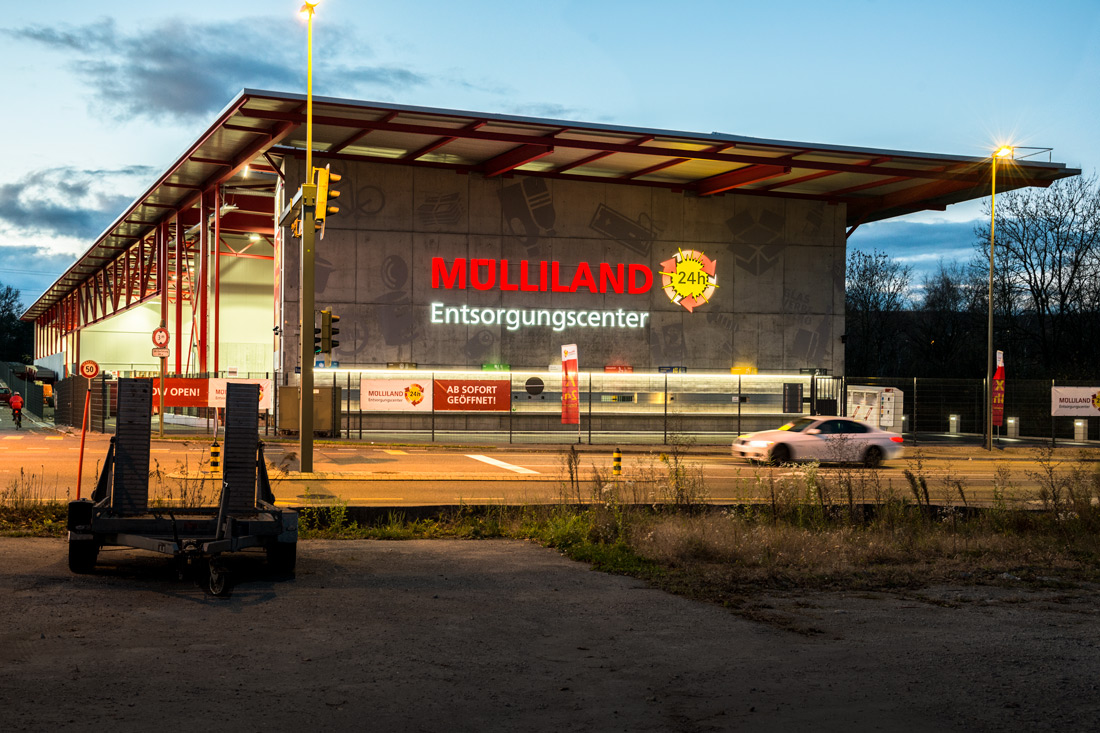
863, 446, 883, 468
768, 444, 790, 466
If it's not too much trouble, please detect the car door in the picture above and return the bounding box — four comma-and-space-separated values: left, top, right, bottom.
830, 419, 871, 462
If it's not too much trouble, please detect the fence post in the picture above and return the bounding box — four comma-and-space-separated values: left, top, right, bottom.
913, 376, 918, 446
663, 373, 668, 445
1051, 378, 1056, 447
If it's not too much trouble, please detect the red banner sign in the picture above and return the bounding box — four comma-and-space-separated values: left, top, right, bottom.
561, 344, 580, 425
152, 378, 209, 408
433, 380, 511, 412
992, 350, 1005, 427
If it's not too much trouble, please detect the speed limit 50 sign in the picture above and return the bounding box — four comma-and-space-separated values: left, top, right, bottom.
79, 360, 100, 379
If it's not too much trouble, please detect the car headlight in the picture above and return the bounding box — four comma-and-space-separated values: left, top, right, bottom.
747, 440, 774, 448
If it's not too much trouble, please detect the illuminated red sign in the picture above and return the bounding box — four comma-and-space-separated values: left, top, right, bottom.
432, 257, 653, 294
152, 378, 209, 408
433, 380, 511, 412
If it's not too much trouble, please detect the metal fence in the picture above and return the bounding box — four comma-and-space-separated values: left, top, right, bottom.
1, 362, 45, 419
43, 369, 1100, 443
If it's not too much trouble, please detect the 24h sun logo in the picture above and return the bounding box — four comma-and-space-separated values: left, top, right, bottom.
405, 383, 425, 406
660, 248, 718, 313
1092, 392, 1100, 411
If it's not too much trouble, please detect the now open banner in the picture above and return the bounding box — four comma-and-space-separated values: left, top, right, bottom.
152, 378, 272, 409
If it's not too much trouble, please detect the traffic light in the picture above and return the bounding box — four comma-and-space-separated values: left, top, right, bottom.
313, 164, 342, 238
319, 309, 341, 365
313, 321, 323, 355
320, 310, 332, 353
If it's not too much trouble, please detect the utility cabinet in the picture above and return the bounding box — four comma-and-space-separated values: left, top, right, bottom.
278, 386, 342, 436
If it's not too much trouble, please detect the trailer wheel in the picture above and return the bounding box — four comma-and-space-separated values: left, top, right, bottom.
68, 540, 98, 574
267, 541, 297, 576
204, 560, 231, 597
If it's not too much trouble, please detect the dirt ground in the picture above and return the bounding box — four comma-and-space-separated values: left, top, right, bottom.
1, 538, 1097, 732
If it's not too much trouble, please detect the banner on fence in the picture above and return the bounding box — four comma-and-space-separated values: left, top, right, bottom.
1051, 387, 1100, 416
360, 379, 433, 411
152, 378, 209, 408
561, 344, 580, 425
433, 380, 510, 412
992, 351, 1005, 427
209, 379, 273, 410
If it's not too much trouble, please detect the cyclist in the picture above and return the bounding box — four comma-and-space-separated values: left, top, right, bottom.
9, 391, 24, 429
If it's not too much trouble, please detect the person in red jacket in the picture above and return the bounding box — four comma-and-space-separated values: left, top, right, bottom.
9, 392, 24, 427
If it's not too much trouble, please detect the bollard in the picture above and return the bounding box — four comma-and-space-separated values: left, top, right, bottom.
210, 442, 221, 473
613, 447, 622, 477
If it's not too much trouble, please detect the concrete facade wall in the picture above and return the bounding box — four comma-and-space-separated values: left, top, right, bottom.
278, 158, 846, 373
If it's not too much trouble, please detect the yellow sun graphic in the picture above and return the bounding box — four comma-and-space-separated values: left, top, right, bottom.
659, 248, 718, 313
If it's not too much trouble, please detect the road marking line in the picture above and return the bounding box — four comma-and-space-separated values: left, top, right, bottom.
46, 437, 64, 441
3, 436, 24, 440
383, 449, 407, 455
465, 455, 539, 474
348, 497, 405, 501
151, 449, 171, 453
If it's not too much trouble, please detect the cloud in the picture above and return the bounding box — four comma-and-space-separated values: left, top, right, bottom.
8, 17, 430, 121
848, 219, 982, 277
0, 166, 156, 240
0, 246, 79, 304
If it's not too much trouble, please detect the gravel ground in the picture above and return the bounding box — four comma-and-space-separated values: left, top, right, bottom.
1, 537, 1097, 732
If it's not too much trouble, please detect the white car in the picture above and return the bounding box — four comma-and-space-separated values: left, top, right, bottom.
731, 416, 903, 467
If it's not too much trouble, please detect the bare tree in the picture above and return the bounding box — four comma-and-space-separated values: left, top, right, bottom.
845, 249, 912, 376
973, 174, 1100, 377
908, 261, 984, 377
0, 283, 33, 363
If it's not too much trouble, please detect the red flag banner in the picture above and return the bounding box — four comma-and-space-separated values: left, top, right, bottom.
561, 344, 580, 425
992, 350, 1005, 427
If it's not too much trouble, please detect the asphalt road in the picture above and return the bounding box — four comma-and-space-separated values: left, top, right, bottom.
1, 415, 1094, 507
2, 538, 1098, 732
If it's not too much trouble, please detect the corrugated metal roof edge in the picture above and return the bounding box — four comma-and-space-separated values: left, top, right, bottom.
21, 88, 1078, 320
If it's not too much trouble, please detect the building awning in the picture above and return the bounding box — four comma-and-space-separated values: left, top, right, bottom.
22, 88, 1079, 322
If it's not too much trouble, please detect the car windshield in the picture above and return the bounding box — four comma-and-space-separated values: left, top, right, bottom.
778, 418, 817, 433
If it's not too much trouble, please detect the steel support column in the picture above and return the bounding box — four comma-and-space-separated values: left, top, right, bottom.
214, 187, 222, 375
174, 214, 184, 374
199, 189, 211, 374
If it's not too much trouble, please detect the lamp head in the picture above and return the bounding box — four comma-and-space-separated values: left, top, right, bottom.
299, 1, 319, 17
994, 145, 1015, 159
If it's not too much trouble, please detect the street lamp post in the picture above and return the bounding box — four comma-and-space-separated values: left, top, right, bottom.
986, 145, 1013, 451
299, 1, 319, 472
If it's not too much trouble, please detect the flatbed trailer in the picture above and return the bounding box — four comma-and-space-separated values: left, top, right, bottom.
67, 379, 297, 595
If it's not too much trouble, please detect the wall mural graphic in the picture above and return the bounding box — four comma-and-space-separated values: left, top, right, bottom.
726, 207, 786, 275
589, 204, 659, 257
355, 184, 386, 215
501, 178, 556, 253
376, 254, 415, 348
784, 287, 829, 364
704, 311, 735, 359
465, 329, 497, 361
652, 321, 686, 365
417, 192, 463, 227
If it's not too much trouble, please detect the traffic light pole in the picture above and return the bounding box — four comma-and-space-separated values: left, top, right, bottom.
299, 183, 317, 473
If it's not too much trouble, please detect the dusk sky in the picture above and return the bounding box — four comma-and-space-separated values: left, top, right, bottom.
2, 0, 1098, 308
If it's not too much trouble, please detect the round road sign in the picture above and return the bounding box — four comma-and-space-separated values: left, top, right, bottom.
79, 360, 100, 380
152, 327, 170, 347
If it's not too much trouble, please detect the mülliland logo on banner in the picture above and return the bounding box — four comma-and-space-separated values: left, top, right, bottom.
1050, 387, 1100, 416
660, 248, 717, 313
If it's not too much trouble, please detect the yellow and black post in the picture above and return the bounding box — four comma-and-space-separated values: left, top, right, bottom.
210, 441, 221, 474
613, 447, 622, 477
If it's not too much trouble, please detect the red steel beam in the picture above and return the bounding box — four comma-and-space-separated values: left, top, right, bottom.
403, 119, 486, 161
479, 144, 554, 178
695, 164, 791, 196
622, 158, 689, 180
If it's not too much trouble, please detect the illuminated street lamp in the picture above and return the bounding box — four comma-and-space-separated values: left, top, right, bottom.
986, 145, 1014, 451
300, 1, 319, 173
297, 0, 320, 472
